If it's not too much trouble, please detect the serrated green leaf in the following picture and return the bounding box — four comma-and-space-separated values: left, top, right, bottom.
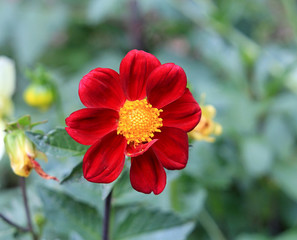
26, 128, 88, 157
113, 208, 194, 240
38, 187, 102, 240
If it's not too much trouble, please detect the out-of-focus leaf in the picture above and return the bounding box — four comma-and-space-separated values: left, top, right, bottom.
186, 141, 235, 189
38, 187, 102, 240
220, 91, 260, 135
274, 229, 297, 240
236, 233, 269, 240
0, 0, 18, 45
272, 161, 297, 201
263, 115, 294, 160
169, 0, 214, 24
12, 2, 68, 65
69, 232, 85, 240
241, 138, 273, 177
87, 0, 122, 24
113, 207, 194, 240
192, 29, 246, 84
26, 128, 88, 157
170, 174, 207, 218
253, 47, 296, 99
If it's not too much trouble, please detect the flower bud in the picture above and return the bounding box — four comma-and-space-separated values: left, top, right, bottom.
24, 84, 55, 111
4, 130, 37, 177
4, 127, 58, 181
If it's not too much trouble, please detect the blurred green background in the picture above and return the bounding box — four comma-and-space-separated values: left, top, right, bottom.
1, 0, 297, 239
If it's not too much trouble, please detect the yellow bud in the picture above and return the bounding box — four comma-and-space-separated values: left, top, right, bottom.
24, 84, 54, 111
4, 130, 37, 177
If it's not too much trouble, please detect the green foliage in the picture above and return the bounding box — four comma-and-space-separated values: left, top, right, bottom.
113, 207, 194, 240
26, 128, 88, 157
38, 187, 102, 239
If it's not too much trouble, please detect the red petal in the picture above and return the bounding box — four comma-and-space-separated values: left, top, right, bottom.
30, 158, 59, 182
147, 63, 187, 109
65, 108, 119, 145
120, 50, 161, 100
161, 89, 201, 132
130, 149, 166, 195
125, 139, 158, 157
79, 68, 125, 110
83, 131, 126, 183
152, 127, 188, 170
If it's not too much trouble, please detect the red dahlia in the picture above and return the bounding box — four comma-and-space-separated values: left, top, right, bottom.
65, 49, 201, 194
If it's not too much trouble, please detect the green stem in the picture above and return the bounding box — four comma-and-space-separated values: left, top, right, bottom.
0, 213, 29, 232
20, 177, 38, 240
199, 208, 227, 240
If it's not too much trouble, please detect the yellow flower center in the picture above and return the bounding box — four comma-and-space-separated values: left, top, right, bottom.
117, 99, 163, 145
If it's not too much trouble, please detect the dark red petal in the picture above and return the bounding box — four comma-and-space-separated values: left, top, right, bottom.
161, 88, 201, 132
152, 127, 188, 170
147, 63, 187, 109
120, 50, 161, 100
65, 108, 119, 145
83, 131, 126, 183
125, 139, 158, 157
130, 149, 166, 195
79, 68, 125, 110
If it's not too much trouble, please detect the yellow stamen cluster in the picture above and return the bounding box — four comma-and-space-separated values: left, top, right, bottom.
117, 99, 163, 145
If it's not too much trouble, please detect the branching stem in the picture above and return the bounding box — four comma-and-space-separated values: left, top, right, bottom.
0, 213, 29, 232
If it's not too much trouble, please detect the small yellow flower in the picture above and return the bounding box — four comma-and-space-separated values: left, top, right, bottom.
189, 104, 222, 142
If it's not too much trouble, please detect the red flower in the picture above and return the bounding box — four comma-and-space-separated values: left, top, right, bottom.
65, 50, 201, 194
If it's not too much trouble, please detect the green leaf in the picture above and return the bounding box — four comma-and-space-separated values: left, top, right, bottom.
60, 161, 83, 184
272, 161, 297, 201
275, 229, 297, 240
241, 138, 273, 177
6, 115, 32, 131
26, 128, 88, 157
236, 233, 269, 240
38, 187, 102, 240
87, 0, 122, 24
61, 162, 125, 202
113, 208, 194, 240
170, 174, 207, 218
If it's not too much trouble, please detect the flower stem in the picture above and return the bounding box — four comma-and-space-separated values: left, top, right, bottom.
199, 208, 227, 240
20, 177, 38, 240
103, 191, 112, 240
129, 0, 145, 50
0, 213, 29, 232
